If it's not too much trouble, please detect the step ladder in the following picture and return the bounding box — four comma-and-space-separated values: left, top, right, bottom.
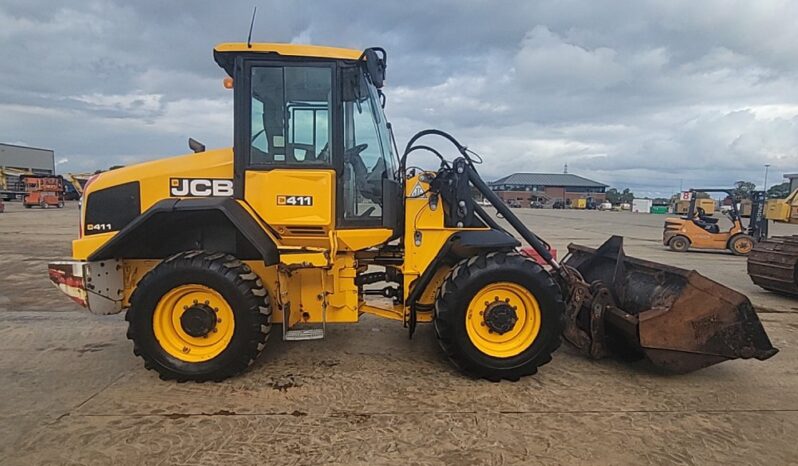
282, 302, 326, 341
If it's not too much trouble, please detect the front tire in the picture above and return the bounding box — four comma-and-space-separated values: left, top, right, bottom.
434, 252, 564, 381
126, 251, 271, 382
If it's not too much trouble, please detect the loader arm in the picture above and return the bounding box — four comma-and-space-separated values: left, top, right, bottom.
404, 129, 778, 373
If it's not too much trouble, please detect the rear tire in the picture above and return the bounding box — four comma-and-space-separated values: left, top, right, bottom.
126, 251, 271, 382
669, 235, 690, 252
434, 252, 564, 381
730, 234, 754, 256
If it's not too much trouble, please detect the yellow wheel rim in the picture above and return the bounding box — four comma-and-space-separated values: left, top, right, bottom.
152, 284, 235, 362
465, 282, 542, 358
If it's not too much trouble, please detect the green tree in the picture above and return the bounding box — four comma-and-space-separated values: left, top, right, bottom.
732, 180, 757, 200
606, 188, 620, 204
620, 188, 635, 203
605, 187, 635, 204
767, 182, 790, 199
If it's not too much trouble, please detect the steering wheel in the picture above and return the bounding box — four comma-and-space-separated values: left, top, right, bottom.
344, 143, 370, 180
359, 206, 376, 217
345, 143, 368, 157
251, 128, 265, 143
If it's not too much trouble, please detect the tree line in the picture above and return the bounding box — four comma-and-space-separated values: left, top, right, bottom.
606, 180, 791, 205
729, 180, 790, 200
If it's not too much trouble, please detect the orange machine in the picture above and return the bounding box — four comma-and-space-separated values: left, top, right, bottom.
663, 189, 756, 255
22, 175, 65, 209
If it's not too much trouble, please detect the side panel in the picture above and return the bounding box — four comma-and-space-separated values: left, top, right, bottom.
244, 169, 334, 247
400, 174, 520, 321
335, 228, 393, 251
122, 254, 359, 324
84, 148, 234, 218
402, 174, 455, 296
74, 148, 235, 260
83, 182, 140, 236
674, 222, 732, 249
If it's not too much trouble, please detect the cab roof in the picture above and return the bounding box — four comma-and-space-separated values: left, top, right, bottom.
213, 43, 362, 75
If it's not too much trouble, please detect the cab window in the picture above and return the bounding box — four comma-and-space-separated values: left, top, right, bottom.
250, 66, 331, 165
342, 72, 395, 220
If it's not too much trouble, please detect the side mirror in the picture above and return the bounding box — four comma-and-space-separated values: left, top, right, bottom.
362, 47, 386, 88
188, 138, 206, 153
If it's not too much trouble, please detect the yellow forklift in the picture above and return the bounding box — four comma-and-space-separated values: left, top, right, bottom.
663, 189, 764, 255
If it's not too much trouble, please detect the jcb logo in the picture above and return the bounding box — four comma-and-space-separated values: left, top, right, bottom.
170, 178, 233, 197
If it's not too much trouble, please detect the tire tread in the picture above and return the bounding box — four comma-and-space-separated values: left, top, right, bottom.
433, 252, 564, 381
125, 250, 271, 382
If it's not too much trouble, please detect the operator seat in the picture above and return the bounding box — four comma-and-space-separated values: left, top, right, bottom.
692, 214, 720, 234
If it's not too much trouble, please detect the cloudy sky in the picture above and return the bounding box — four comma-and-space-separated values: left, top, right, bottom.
2, 0, 797, 196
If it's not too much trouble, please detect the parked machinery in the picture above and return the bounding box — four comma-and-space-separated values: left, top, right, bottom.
0, 167, 33, 201
674, 197, 716, 216
21, 175, 65, 208
748, 188, 798, 295
764, 188, 798, 224
64, 173, 95, 200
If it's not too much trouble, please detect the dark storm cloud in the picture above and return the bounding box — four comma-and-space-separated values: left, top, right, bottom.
1, 0, 797, 194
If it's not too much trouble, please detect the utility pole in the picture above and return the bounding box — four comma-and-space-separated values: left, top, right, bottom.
763, 164, 771, 193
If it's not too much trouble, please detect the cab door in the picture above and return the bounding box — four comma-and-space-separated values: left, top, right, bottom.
335, 66, 401, 250
234, 60, 337, 247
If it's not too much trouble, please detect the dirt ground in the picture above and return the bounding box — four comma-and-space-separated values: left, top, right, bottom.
1, 201, 796, 465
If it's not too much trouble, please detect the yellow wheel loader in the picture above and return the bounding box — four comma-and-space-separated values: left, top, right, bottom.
48, 43, 777, 382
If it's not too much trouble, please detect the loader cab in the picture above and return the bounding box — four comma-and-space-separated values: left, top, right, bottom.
214, 43, 401, 248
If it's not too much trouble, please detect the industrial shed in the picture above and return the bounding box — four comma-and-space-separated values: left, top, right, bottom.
0, 143, 55, 173
1, 143, 55, 199
489, 172, 608, 206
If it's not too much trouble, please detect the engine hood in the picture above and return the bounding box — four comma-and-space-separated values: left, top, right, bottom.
84, 147, 234, 212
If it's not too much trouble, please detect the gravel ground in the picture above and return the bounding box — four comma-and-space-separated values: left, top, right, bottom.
1, 201, 796, 465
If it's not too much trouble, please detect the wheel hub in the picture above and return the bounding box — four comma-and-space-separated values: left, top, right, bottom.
484, 302, 518, 335
180, 304, 217, 338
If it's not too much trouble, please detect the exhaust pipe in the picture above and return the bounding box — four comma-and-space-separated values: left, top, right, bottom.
561, 236, 778, 373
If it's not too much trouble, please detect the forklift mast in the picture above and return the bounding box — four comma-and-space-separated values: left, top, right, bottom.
748, 190, 768, 241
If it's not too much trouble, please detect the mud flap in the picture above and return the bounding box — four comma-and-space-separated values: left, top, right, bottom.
561, 236, 778, 373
